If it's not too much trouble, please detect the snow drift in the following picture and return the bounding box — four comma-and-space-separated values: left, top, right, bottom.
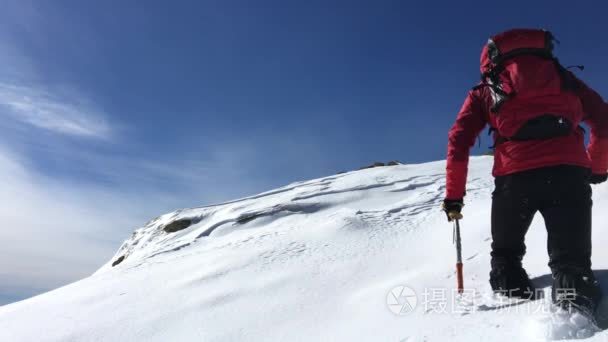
1, 156, 608, 341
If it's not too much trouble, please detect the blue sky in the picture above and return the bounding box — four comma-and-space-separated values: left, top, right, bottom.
1, 0, 607, 305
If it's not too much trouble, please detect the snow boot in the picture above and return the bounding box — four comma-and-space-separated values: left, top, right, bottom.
552, 269, 602, 315
490, 265, 536, 299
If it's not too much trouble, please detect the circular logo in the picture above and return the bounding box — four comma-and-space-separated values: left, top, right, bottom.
387, 285, 417, 315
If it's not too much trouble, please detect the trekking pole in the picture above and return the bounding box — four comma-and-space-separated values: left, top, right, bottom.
453, 219, 464, 294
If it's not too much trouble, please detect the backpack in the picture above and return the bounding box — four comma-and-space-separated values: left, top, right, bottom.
475, 29, 584, 145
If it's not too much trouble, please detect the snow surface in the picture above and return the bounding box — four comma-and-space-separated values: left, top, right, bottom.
2, 156, 608, 341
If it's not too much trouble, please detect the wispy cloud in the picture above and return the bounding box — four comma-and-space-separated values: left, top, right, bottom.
0, 136, 284, 306
0, 1, 334, 307
0, 6, 175, 304
0, 145, 175, 306
0, 83, 111, 139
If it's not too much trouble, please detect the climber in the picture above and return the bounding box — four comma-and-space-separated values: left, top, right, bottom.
442, 28, 608, 314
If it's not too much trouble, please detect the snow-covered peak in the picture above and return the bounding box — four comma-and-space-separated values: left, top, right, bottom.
2, 156, 607, 341
98, 158, 491, 274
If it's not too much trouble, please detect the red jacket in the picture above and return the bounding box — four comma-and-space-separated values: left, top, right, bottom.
446, 75, 608, 200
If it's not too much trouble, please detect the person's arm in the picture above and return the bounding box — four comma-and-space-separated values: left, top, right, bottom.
446, 91, 488, 202
575, 76, 608, 179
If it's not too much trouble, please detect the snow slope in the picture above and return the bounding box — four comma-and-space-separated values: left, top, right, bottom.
2, 156, 608, 341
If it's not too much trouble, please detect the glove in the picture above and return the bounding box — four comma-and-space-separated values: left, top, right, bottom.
442, 199, 464, 222
589, 173, 608, 184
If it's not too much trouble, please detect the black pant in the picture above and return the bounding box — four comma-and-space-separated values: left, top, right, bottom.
491, 165, 593, 275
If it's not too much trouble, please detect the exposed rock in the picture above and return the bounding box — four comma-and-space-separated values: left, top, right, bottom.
163, 219, 193, 233
359, 162, 386, 170
112, 255, 126, 267
357, 160, 403, 170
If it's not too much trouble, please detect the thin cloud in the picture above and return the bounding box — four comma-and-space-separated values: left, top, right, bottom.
0, 83, 111, 139
0, 2, 331, 306
0, 145, 185, 305
0, 138, 282, 305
